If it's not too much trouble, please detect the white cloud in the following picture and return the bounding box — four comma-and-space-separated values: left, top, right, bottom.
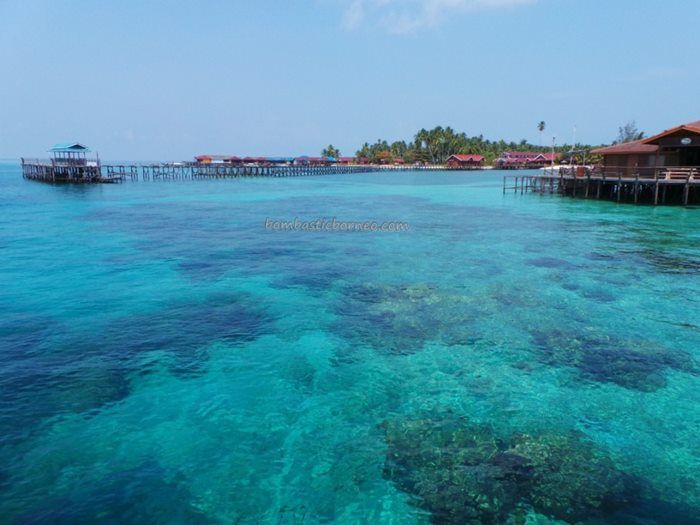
342, 0, 365, 29
341, 0, 536, 34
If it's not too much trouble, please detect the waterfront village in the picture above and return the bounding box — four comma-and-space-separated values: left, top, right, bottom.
19, 120, 700, 205
192, 151, 557, 170
180, 119, 700, 176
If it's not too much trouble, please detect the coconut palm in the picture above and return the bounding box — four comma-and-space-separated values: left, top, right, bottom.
538, 121, 546, 146
321, 145, 340, 159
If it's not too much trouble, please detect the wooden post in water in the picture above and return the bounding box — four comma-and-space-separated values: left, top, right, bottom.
558, 171, 563, 195
654, 171, 660, 206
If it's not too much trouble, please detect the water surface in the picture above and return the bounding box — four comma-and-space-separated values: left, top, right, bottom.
1, 163, 699, 524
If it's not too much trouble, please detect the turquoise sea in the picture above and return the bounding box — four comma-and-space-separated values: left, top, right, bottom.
1, 161, 699, 524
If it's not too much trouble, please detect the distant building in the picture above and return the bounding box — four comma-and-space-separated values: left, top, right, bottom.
242, 156, 266, 164
591, 120, 700, 177
446, 154, 485, 169
495, 151, 559, 169
294, 156, 334, 166
265, 157, 295, 165
194, 155, 242, 164
337, 157, 356, 165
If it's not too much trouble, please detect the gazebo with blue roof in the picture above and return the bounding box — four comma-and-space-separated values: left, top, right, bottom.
49, 142, 91, 165
20, 142, 105, 183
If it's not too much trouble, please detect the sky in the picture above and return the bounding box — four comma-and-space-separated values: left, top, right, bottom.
1, 0, 699, 160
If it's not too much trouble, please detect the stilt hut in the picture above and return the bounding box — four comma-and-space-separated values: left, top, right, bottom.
592, 120, 700, 179
21, 142, 103, 182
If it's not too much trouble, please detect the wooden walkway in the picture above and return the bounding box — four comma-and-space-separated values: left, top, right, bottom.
21, 160, 376, 183
504, 169, 700, 206
105, 163, 470, 179
21, 159, 488, 184
21, 159, 104, 183
102, 163, 377, 181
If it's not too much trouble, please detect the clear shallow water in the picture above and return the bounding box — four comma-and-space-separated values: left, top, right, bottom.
0, 162, 699, 524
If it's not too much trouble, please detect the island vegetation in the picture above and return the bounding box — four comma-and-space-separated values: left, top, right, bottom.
354, 126, 601, 165
613, 121, 645, 144
321, 122, 644, 165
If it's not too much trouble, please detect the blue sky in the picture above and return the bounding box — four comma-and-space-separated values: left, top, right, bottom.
1, 0, 698, 160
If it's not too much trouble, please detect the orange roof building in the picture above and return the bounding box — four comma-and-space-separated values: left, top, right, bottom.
592, 120, 700, 176
446, 154, 485, 169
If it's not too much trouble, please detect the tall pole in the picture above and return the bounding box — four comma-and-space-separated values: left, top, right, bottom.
551, 136, 556, 169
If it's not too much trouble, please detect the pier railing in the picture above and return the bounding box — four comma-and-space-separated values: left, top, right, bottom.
559, 165, 699, 181
21, 157, 102, 183
503, 165, 700, 205
21, 157, 101, 167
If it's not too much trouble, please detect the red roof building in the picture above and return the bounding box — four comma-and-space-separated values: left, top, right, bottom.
446, 154, 485, 169
495, 151, 559, 168
589, 140, 658, 156
242, 156, 267, 164
294, 156, 333, 166
194, 155, 242, 164
591, 120, 700, 176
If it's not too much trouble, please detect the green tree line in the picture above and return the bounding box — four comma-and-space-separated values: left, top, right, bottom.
351, 126, 599, 165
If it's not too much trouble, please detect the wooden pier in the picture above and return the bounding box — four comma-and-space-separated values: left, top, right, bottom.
21, 143, 119, 183
21, 159, 105, 183
20, 142, 485, 183
504, 167, 700, 206
22, 160, 376, 183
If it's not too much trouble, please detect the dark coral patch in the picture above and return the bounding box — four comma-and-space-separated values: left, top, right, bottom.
333, 283, 483, 355
530, 329, 695, 391
383, 417, 516, 524
15, 462, 214, 525
178, 259, 231, 281
580, 288, 617, 303
636, 249, 700, 275
0, 311, 62, 360
98, 290, 274, 378
525, 257, 579, 270
0, 291, 274, 447
0, 313, 132, 446
501, 432, 634, 522
271, 265, 346, 294
382, 416, 638, 524
280, 354, 316, 391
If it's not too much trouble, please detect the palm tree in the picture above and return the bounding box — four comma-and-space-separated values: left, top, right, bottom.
537, 121, 546, 147
356, 142, 370, 159
321, 145, 340, 159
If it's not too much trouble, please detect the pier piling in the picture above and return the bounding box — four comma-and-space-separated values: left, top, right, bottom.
503, 168, 699, 206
